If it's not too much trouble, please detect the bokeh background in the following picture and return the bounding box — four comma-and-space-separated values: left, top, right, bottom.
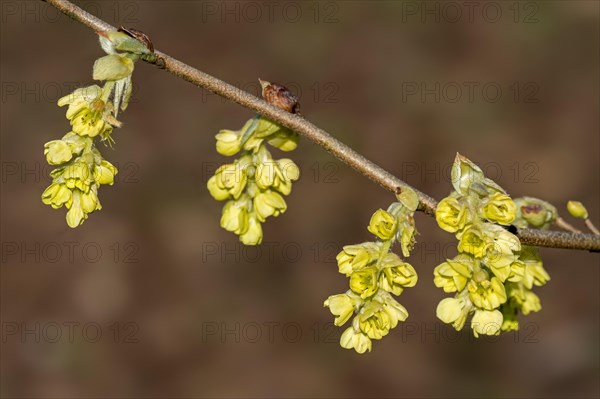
1, 1, 599, 398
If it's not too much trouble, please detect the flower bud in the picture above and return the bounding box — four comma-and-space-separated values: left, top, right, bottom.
451, 153, 485, 195
514, 197, 557, 228
395, 187, 419, 212
567, 200, 588, 219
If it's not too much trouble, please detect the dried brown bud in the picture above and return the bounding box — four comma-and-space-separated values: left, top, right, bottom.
259, 79, 300, 114
119, 26, 154, 52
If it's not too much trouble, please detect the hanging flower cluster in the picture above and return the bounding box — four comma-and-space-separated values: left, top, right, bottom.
207, 115, 300, 245
434, 154, 551, 336
42, 29, 155, 227
324, 189, 420, 353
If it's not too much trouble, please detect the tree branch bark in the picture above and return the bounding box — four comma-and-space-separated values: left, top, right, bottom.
43, 0, 600, 252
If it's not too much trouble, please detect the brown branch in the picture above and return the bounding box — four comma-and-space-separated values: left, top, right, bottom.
42, 0, 600, 252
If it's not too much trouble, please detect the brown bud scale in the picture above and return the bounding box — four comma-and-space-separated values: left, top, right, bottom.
119, 26, 154, 52
259, 79, 300, 114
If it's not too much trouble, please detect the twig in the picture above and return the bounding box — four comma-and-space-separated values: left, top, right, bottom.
585, 219, 600, 235
555, 217, 582, 234
42, 0, 600, 252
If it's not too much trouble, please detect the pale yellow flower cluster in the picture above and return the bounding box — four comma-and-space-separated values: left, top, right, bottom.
324, 190, 419, 353
434, 154, 550, 336
42, 30, 153, 227
207, 117, 300, 245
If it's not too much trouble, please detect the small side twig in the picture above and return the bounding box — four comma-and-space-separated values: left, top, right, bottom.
555, 217, 582, 234
585, 219, 600, 235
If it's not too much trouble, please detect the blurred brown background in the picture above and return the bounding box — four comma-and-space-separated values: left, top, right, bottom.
1, 1, 599, 398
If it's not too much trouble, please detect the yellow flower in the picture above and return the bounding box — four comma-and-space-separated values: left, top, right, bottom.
357, 297, 407, 340
41, 182, 72, 209
93, 159, 118, 185
215, 128, 243, 156
255, 157, 300, 195
507, 259, 526, 283
520, 291, 541, 315
336, 242, 381, 276
255, 159, 279, 190
399, 218, 416, 257
367, 209, 397, 240
58, 86, 103, 119
61, 132, 89, 155
379, 292, 409, 325
379, 253, 417, 295
458, 225, 489, 258
62, 161, 94, 193
519, 246, 550, 289
65, 189, 87, 228
467, 272, 507, 310
340, 326, 372, 354
241, 117, 299, 152
482, 193, 516, 225
44, 140, 73, 165
220, 199, 249, 235
71, 106, 113, 138
482, 225, 521, 282
58, 85, 121, 138
324, 293, 358, 326
207, 175, 230, 201
267, 131, 299, 152
349, 266, 379, 299
254, 117, 282, 138
275, 158, 300, 194
433, 255, 473, 293
60, 88, 114, 137
436, 297, 468, 330
253, 190, 287, 222
471, 309, 503, 337
208, 160, 249, 201
435, 197, 468, 233
80, 186, 101, 213
239, 215, 263, 245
